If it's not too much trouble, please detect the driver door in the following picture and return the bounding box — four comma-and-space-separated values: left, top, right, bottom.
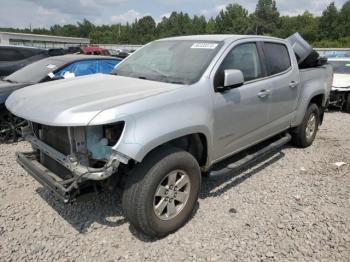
212, 42, 272, 160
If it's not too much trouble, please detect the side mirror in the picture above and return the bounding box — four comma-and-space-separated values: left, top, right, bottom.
224, 69, 244, 89
217, 69, 244, 92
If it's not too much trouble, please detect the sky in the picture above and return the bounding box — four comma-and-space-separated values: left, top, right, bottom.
0, 0, 348, 28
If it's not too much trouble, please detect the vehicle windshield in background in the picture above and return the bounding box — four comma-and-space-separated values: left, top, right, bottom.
328, 60, 350, 74
114, 40, 223, 85
4, 58, 65, 84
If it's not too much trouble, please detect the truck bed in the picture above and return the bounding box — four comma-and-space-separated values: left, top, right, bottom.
300, 64, 333, 99
292, 64, 333, 127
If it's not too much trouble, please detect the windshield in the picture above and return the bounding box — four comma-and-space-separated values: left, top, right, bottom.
4, 58, 66, 84
329, 60, 350, 74
113, 40, 223, 85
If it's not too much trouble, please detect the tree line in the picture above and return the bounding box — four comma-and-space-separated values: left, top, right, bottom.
1, 0, 350, 47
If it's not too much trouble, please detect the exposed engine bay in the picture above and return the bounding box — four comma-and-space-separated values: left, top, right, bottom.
17, 121, 129, 202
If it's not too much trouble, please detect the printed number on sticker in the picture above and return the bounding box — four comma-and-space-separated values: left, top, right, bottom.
191, 43, 218, 49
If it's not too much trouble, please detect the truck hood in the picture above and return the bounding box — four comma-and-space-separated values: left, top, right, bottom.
332, 73, 350, 89
6, 74, 182, 126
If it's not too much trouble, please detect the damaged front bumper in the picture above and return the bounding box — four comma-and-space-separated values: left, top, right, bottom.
27, 134, 119, 181
17, 124, 127, 203
17, 152, 78, 203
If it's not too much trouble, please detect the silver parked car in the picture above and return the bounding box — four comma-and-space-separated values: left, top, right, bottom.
6, 35, 333, 237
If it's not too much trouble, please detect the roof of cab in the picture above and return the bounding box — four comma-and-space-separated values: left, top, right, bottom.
158, 34, 283, 43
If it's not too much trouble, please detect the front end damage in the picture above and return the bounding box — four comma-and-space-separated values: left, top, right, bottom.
17, 122, 128, 203
329, 87, 350, 109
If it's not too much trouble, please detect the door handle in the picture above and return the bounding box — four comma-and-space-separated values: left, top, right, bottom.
289, 81, 298, 89
258, 90, 271, 98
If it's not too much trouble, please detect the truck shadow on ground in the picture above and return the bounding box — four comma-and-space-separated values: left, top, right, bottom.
36, 187, 127, 234
36, 144, 287, 242
200, 150, 285, 199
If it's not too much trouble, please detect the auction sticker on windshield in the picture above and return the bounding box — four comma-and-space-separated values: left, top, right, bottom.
191, 43, 218, 49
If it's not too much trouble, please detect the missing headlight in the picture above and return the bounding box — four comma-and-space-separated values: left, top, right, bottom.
103, 122, 125, 146
86, 122, 124, 161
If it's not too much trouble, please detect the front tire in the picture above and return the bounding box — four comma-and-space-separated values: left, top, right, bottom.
122, 147, 201, 238
292, 103, 320, 148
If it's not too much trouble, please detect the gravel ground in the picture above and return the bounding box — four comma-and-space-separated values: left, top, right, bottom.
0, 112, 349, 261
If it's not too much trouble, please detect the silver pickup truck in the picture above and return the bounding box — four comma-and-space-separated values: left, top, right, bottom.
6, 35, 333, 237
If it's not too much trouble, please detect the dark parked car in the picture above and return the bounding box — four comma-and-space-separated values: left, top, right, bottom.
0, 45, 49, 78
0, 54, 122, 141
66, 46, 82, 54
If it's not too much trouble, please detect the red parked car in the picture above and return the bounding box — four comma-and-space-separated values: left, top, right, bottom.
80, 46, 111, 56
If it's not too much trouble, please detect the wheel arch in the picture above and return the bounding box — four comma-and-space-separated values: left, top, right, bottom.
292, 91, 326, 127
130, 130, 210, 168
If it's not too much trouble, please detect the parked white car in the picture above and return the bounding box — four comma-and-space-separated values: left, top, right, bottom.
328, 58, 350, 112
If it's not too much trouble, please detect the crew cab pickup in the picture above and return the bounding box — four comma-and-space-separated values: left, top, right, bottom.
6, 35, 333, 237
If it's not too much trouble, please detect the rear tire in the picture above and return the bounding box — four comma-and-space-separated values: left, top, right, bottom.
292, 103, 320, 148
344, 93, 350, 113
122, 147, 201, 238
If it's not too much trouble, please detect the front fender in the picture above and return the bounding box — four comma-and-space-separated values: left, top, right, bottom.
132, 126, 211, 163
114, 115, 212, 163
88, 79, 214, 164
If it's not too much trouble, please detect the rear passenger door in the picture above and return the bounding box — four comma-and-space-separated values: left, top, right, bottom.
262, 42, 300, 129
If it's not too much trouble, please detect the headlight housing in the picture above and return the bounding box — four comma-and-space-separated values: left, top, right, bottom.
86, 122, 125, 160
103, 122, 125, 146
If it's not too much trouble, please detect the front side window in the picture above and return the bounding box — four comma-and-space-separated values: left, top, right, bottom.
263, 42, 291, 75
114, 40, 223, 85
215, 43, 263, 88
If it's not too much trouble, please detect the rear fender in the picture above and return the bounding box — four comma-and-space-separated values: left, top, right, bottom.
291, 89, 325, 127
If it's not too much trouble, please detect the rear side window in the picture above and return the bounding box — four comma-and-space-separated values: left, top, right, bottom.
0, 49, 24, 61
263, 43, 291, 75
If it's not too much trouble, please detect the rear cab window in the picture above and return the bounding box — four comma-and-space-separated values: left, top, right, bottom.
263, 42, 292, 76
